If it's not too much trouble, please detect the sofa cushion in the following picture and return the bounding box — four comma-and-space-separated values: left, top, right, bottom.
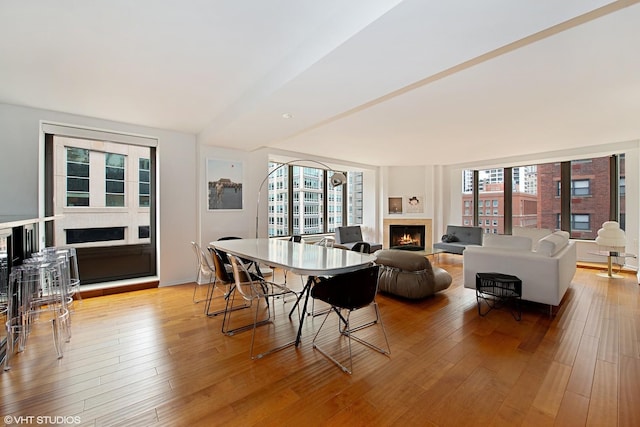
512, 227, 554, 250
536, 231, 569, 257
374, 249, 428, 271
483, 234, 532, 251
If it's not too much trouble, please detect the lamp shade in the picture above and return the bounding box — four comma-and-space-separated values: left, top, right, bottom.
329, 171, 347, 187
595, 221, 626, 247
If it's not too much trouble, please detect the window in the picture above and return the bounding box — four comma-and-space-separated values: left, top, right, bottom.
139, 158, 150, 207
46, 130, 156, 286
462, 154, 620, 240
560, 214, 590, 231
66, 147, 90, 206
66, 227, 125, 244
267, 162, 351, 237
571, 179, 590, 196
105, 153, 125, 207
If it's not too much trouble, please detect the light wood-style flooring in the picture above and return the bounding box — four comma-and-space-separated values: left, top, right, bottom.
1, 255, 639, 426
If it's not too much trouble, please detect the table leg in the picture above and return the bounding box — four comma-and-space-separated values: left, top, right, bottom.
294, 276, 315, 347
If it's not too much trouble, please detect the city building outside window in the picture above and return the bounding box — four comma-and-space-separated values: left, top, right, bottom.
267, 162, 359, 237
462, 154, 621, 239
66, 147, 90, 207
105, 153, 125, 207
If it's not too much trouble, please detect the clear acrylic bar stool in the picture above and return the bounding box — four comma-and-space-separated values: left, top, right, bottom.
4, 256, 72, 371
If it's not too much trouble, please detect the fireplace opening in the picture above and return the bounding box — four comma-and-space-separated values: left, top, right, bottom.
389, 225, 425, 251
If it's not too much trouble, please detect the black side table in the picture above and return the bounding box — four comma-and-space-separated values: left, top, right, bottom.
475, 272, 522, 321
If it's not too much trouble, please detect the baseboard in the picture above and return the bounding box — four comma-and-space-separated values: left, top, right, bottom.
78, 280, 159, 298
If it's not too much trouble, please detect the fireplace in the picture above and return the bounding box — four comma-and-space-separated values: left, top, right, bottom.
389, 225, 425, 250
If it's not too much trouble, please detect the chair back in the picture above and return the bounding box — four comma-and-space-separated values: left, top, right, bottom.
209, 247, 233, 284
191, 241, 202, 265
228, 254, 261, 301
351, 242, 371, 253
315, 237, 334, 248
311, 264, 380, 310
192, 242, 214, 278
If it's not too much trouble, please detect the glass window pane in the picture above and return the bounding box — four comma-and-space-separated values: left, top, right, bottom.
106, 181, 124, 193
106, 167, 125, 180
67, 162, 89, 177
106, 194, 125, 207
67, 193, 90, 207
67, 147, 89, 163
67, 177, 89, 192
106, 153, 125, 167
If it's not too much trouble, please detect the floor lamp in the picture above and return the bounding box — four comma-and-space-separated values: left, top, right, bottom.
595, 221, 626, 279
255, 160, 346, 238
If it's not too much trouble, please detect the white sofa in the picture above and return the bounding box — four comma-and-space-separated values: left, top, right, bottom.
463, 230, 576, 307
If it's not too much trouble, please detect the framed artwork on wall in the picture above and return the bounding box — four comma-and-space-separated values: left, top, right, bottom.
406, 195, 424, 214
207, 158, 243, 210
388, 197, 403, 214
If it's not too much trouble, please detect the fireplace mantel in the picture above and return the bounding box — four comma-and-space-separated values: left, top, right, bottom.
383, 218, 433, 249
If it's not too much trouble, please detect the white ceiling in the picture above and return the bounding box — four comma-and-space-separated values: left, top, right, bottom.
2, 0, 639, 166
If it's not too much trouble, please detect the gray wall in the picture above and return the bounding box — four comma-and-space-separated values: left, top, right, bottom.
0, 103, 197, 286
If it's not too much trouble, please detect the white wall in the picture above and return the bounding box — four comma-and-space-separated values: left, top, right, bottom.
0, 103, 197, 287
196, 145, 268, 246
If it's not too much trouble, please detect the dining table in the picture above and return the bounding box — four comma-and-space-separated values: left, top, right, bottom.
209, 238, 376, 346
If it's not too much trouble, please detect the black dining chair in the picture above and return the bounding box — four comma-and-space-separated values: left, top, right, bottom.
350, 241, 371, 254
311, 264, 390, 374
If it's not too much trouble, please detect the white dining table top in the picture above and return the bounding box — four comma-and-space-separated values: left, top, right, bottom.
210, 238, 376, 276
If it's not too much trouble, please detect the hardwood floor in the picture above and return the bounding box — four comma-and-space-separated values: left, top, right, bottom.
1, 254, 639, 426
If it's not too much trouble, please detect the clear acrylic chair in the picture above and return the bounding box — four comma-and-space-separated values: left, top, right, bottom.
311, 264, 390, 374
224, 254, 300, 359
190, 241, 213, 303
205, 247, 250, 318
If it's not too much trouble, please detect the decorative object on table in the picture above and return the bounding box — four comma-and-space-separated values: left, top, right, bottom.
255, 159, 346, 238
207, 158, 243, 210
475, 272, 522, 321
595, 221, 627, 279
405, 195, 424, 214
388, 197, 402, 214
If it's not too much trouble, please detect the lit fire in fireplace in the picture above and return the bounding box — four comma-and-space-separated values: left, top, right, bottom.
397, 233, 417, 245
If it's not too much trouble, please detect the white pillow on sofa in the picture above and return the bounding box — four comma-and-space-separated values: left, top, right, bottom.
536, 231, 569, 256
483, 234, 532, 251
512, 227, 554, 250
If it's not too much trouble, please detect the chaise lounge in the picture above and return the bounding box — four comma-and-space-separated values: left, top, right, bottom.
374, 249, 452, 299
434, 225, 483, 254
